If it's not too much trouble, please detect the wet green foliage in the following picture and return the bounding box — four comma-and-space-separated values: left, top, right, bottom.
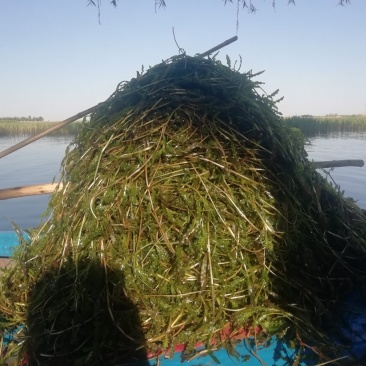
0, 55, 366, 365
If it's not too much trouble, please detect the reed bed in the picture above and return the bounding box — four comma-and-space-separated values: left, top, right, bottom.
0, 121, 82, 137
0, 55, 366, 366
285, 115, 366, 137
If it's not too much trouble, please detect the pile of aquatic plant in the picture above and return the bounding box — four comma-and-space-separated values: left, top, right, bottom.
1, 55, 366, 365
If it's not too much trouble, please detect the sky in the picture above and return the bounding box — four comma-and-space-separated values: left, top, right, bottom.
0, 0, 365, 121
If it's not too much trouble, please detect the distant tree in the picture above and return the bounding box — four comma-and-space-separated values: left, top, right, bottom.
0, 116, 44, 122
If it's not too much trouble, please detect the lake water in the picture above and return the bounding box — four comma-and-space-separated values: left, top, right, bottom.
306, 132, 366, 209
1, 132, 365, 231
0, 135, 74, 231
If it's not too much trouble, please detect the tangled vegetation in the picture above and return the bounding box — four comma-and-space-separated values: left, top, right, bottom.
0, 55, 365, 365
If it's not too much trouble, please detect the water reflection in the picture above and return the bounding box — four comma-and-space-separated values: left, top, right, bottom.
310, 131, 366, 140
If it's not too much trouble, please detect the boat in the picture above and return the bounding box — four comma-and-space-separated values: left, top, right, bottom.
3, 231, 366, 365
0, 230, 320, 365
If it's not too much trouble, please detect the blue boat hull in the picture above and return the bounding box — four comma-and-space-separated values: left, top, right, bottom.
1, 231, 365, 365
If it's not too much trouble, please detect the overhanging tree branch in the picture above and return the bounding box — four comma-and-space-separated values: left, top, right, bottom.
88, 0, 351, 13
87, 0, 351, 22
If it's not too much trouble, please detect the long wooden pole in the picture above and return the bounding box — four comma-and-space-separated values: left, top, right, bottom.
198, 36, 238, 58
0, 183, 63, 200
0, 38, 239, 161
0, 103, 104, 160
312, 159, 364, 169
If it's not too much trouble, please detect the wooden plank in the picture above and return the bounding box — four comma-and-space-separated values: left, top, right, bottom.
0, 183, 63, 200
0, 258, 13, 269
312, 159, 364, 169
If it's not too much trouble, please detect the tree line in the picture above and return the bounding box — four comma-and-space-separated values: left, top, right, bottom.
0, 116, 44, 122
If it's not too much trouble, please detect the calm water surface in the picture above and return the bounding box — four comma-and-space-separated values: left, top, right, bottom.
0, 135, 73, 231
306, 132, 366, 209
1, 132, 365, 231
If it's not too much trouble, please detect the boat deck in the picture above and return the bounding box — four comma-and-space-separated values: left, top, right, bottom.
0, 257, 12, 268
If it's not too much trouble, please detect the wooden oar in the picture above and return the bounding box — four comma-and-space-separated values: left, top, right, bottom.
0, 183, 63, 200
312, 159, 364, 169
